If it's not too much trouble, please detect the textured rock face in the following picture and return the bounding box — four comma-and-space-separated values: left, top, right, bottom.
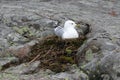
0, 0, 120, 80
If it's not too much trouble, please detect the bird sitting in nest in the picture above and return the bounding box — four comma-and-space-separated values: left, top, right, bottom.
54, 20, 79, 39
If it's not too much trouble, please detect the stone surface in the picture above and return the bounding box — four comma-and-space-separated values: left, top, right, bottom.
8, 40, 38, 58
5, 61, 40, 74
52, 68, 88, 80
0, 0, 120, 80
82, 51, 120, 80
0, 57, 19, 70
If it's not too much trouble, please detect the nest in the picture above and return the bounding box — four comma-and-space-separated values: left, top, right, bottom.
29, 36, 86, 72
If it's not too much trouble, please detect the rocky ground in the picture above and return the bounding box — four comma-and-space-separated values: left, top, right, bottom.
0, 0, 120, 80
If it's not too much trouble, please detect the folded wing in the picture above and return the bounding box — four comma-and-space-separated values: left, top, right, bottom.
54, 26, 64, 37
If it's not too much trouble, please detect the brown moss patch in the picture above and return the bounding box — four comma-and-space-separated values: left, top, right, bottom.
29, 36, 86, 73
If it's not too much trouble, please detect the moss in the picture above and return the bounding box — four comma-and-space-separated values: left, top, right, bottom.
9, 41, 14, 46
59, 56, 75, 64
85, 48, 94, 61
22, 27, 30, 32
0, 66, 2, 71
76, 24, 81, 28
13, 26, 23, 34
13, 26, 35, 38
65, 48, 72, 54
0, 73, 19, 80
29, 31, 34, 36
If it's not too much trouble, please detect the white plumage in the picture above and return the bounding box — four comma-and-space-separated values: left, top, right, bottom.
54, 20, 79, 39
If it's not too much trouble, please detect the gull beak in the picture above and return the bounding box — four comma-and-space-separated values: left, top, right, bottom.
75, 24, 80, 28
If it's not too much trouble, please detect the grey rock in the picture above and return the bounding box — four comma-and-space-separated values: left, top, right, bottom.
27, 39, 39, 46
38, 18, 59, 28
41, 30, 55, 38
77, 31, 119, 80
76, 21, 91, 35
101, 42, 116, 51
0, 57, 19, 70
5, 61, 40, 74
52, 69, 88, 80
0, 0, 120, 80
116, 40, 120, 46
83, 52, 120, 80
28, 18, 58, 30
8, 39, 38, 59
7, 32, 29, 45
76, 36, 102, 66
0, 11, 58, 50
0, 72, 20, 80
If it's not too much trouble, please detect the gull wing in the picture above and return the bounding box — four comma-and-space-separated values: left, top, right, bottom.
54, 26, 64, 37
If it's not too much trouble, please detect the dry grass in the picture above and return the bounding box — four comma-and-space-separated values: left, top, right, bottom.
29, 36, 86, 72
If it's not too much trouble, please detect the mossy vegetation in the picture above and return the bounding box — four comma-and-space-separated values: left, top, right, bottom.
13, 26, 35, 39
0, 73, 19, 80
28, 36, 86, 73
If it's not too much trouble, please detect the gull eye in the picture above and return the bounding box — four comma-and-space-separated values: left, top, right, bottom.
71, 23, 74, 25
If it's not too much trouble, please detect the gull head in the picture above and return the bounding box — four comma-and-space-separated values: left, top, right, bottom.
64, 20, 76, 29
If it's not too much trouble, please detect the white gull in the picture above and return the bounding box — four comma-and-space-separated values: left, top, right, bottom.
54, 20, 79, 39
